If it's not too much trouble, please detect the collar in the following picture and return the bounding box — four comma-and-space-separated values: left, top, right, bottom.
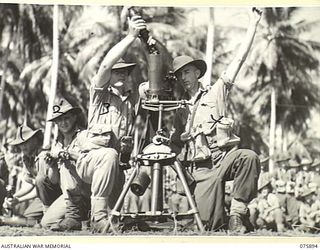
182, 84, 207, 104
56, 128, 81, 147
108, 86, 131, 102
23, 147, 41, 162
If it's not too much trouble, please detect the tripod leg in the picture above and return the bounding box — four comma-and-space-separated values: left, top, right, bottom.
151, 162, 163, 214
104, 166, 139, 234
110, 166, 139, 216
173, 161, 205, 233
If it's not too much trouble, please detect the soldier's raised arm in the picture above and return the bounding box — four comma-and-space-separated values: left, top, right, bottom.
223, 7, 262, 84
92, 15, 146, 88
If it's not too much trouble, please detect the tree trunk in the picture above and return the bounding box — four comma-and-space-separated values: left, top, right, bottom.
43, 4, 59, 148
0, 29, 13, 122
281, 121, 287, 152
269, 86, 276, 173
203, 8, 215, 87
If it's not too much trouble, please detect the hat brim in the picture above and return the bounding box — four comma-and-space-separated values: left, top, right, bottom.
311, 159, 320, 168
9, 129, 42, 146
258, 180, 271, 191
277, 187, 286, 193
301, 190, 315, 198
260, 156, 270, 164
48, 107, 81, 122
112, 63, 136, 72
173, 59, 207, 79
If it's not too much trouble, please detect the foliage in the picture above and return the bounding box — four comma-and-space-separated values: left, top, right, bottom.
245, 7, 320, 135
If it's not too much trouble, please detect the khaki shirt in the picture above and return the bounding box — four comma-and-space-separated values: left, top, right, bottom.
172, 72, 233, 161
88, 85, 134, 148
49, 130, 89, 192
257, 193, 280, 217
299, 203, 312, 221
50, 130, 84, 160
21, 152, 40, 185
0, 154, 8, 185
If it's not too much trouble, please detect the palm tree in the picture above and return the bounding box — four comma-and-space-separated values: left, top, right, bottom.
0, 4, 19, 124
0, 4, 53, 142
244, 7, 320, 169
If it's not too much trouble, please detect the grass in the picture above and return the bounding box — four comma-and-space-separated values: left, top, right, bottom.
0, 224, 318, 237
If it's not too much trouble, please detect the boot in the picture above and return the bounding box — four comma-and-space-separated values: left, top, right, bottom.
228, 215, 246, 233
51, 194, 90, 232
228, 198, 252, 233
51, 217, 82, 231
90, 197, 110, 234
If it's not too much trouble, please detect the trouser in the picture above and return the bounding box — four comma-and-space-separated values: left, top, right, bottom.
24, 197, 44, 219
192, 149, 260, 231
35, 175, 63, 227
40, 195, 66, 227
256, 208, 285, 232
76, 148, 125, 222
60, 163, 91, 222
35, 175, 62, 208
0, 179, 6, 214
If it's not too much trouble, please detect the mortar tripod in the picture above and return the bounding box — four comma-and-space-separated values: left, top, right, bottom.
107, 99, 205, 233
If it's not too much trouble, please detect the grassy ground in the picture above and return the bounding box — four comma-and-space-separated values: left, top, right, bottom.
0, 224, 318, 237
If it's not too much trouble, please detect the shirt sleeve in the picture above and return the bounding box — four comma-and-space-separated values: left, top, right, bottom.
21, 166, 35, 185
88, 85, 104, 126
267, 193, 280, 209
205, 72, 231, 118
219, 71, 234, 90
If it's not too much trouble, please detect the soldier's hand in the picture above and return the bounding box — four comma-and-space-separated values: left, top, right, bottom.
44, 153, 55, 165
128, 15, 147, 37
147, 35, 156, 47
3, 197, 19, 209
120, 136, 133, 153
250, 7, 262, 24
58, 151, 70, 163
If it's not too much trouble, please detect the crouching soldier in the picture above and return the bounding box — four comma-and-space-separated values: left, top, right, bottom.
285, 181, 300, 228
3, 125, 62, 222
41, 97, 91, 231
298, 190, 319, 233
256, 179, 285, 232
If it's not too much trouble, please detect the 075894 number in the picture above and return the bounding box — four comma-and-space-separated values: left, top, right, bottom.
300, 244, 318, 248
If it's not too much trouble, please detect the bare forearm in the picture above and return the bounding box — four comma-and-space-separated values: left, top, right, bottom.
15, 187, 37, 203
103, 34, 136, 70
13, 181, 35, 198
93, 15, 146, 88
225, 9, 261, 83
93, 34, 137, 88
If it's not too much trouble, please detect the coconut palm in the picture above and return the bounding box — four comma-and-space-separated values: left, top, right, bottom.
0, 4, 54, 141
246, 7, 320, 134
242, 7, 320, 168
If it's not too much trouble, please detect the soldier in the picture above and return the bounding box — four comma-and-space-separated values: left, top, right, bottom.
298, 189, 318, 232
73, 15, 148, 233
171, 8, 262, 232
296, 158, 313, 188
310, 188, 320, 229
286, 159, 300, 182
3, 125, 61, 221
274, 155, 290, 182
285, 181, 300, 228
0, 150, 8, 213
40, 97, 91, 231
310, 160, 320, 187
275, 180, 287, 213
256, 179, 285, 232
